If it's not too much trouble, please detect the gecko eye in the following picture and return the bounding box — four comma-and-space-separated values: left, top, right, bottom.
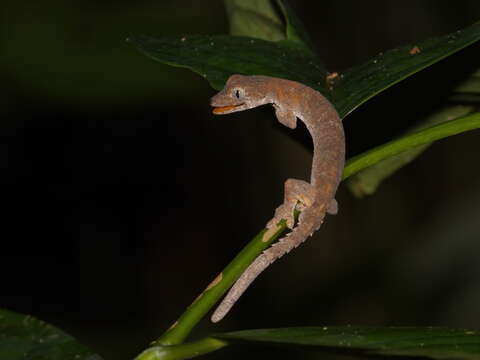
233, 89, 242, 99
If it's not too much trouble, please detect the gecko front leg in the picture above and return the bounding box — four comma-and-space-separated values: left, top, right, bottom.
273, 104, 297, 129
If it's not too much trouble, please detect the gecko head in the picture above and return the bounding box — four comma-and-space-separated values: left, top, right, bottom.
210, 74, 269, 115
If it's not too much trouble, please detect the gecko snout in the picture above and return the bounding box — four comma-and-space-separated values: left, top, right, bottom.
210, 95, 245, 115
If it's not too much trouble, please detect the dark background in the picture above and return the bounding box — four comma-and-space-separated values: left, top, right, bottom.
1, 1, 480, 359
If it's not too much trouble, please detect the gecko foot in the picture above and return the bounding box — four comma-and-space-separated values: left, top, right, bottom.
266, 178, 316, 229
266, 201, 297, 229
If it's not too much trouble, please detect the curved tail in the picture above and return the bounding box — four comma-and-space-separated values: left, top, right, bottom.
211, 213, 324, 322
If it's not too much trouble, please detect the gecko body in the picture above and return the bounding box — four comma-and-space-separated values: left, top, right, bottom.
210, 75, 345, 322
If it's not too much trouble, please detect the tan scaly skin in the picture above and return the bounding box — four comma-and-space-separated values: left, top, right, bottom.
210, 75, 345, 322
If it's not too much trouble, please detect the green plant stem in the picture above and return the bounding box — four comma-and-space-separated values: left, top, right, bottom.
343, 112, 480, 179
149, 111, 480, 349
155, 221, 289, 346
135, 337, 228, 360
346, 105, 474, 197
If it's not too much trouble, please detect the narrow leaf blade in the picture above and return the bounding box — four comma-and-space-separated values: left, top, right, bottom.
332, 21, 480, 118
346, 105, 475, 197
217, 326, 480, 359
343, 111, 480, 180
130, 21, 480, 119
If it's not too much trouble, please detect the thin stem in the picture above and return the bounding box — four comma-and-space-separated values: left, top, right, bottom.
155, 221, 289, 345
135, 337, 228, 360
343, 112, 480, 179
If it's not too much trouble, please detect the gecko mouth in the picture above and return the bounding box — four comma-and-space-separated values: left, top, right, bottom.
212, 103, 244, 114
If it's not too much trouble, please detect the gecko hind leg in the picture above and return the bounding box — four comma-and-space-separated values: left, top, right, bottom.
327, 198, 338, 215
266, 178, 316, 229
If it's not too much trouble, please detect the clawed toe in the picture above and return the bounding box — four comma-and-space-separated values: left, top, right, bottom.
267, 202, 297, 229
267, 216, 294, 229
266, 218, 279, 229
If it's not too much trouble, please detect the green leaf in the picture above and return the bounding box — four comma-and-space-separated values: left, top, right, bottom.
127, 34, 327, 92
217, 326, 480, 359
129, 21, 480, 118
223, 0, 286, 41
0, 308, 102, 360
343, 111, 480, 180
136, 327, 480, 360
346, 105, 475, 197
332, 21, 480, 118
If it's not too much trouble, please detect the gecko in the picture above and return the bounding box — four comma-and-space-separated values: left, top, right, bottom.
210, 74, 345, 322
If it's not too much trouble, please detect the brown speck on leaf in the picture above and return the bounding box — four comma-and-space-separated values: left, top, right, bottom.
409, 46, 421, 55
180, 36, 186, 42
326, 72, 339, 91
326, 72, 339, 82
